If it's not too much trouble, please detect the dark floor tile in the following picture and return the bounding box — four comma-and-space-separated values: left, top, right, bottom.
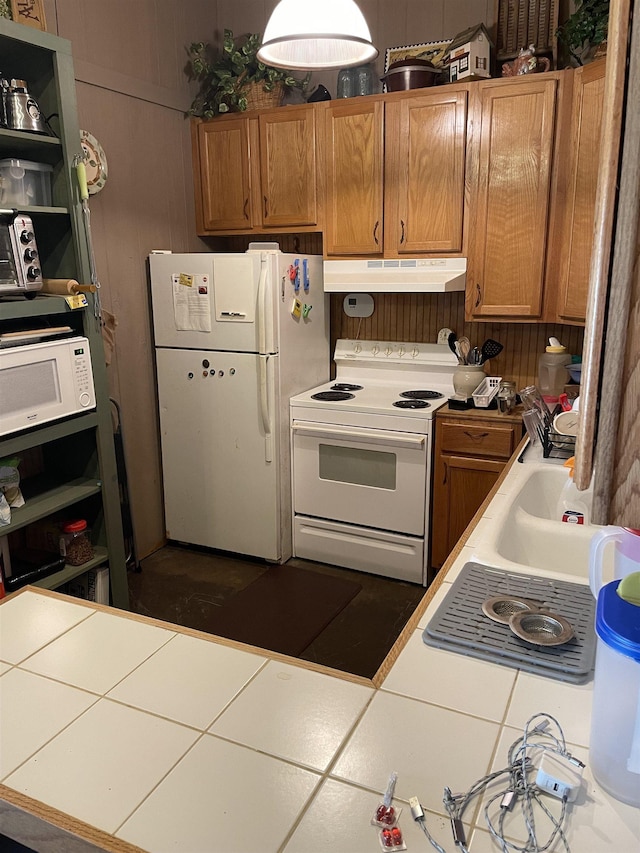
128, 545, 426, 678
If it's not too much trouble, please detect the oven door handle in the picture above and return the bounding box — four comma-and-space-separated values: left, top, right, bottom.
291, 421, 425, 449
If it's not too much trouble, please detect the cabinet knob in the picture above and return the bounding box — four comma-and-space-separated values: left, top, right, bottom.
400, 220, 405, 244
263, 195, 269, 218
243, 198, 249, 220
373, 220, 379, 245
475, 283, 482, 308
464, 431, 489, 441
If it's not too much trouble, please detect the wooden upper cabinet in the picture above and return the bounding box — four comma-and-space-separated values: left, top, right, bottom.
323, 99, 384, 255
466, 76, 560, 319
385, 91, 468, 255
193, 118, 252, 232
556, 59, 606, 323
259, 105, 318, 228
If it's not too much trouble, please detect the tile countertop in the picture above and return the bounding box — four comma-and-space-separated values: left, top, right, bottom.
1, 443, 639, 852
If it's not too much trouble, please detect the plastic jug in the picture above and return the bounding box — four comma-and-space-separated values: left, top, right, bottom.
589, 575, 640, 806
589, 526, 640, 596
538, 337, 571, 403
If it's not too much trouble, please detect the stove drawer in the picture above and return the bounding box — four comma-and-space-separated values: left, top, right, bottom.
294, 515, 425, 584
292, 420, 429, 536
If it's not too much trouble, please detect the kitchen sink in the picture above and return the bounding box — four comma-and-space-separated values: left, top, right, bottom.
476, 460, 605, 582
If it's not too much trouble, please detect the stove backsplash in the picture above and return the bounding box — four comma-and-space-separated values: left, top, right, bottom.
221, 234, 584, 393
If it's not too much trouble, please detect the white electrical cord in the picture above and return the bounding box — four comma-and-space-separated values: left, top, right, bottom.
411, 713, 582, 853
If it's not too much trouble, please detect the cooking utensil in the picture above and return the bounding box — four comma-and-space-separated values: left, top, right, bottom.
480, 338, 503, 363
448, 331, 465, 365
457, 336, 471, 364
74, 154, 102, 325
380, 58, 439, 91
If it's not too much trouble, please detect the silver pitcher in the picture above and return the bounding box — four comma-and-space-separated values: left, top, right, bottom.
4, 79, 48, 134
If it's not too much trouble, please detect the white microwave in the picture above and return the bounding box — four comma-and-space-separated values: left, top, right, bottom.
0, 335, 96, 437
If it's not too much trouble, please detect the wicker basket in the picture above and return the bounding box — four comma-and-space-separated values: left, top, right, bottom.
243, 81, 285, 111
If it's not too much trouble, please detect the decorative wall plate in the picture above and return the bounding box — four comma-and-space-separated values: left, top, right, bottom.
80, 129, 108, 194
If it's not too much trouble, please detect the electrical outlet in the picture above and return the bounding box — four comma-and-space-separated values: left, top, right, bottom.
437, 327, 454, 345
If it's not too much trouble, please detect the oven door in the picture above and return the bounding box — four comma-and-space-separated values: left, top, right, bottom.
291, 420, 428, 535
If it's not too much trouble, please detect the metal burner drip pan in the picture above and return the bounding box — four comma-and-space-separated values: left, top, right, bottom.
422, 562, 596, 683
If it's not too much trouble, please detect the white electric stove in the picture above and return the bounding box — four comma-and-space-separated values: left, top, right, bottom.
289, 339, 458, 585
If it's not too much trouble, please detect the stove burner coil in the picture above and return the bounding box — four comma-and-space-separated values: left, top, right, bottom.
331, 383, 363, 392
393, 399, 430, 409
311, 390, 355, 401
400, 390, 444, 400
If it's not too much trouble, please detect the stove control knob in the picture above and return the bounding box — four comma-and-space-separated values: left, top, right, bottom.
398, 346, 406, 357
384, 346, 393, 356
412, 346, 420, 358
353, 342, 362, 354
371, 344, 379, 355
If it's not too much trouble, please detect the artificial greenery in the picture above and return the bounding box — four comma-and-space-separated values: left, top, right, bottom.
186, 30, 309, 117
556, 0, 609, 65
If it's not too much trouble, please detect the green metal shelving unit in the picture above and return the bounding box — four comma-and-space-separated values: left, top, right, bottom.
0, 18, 128, 609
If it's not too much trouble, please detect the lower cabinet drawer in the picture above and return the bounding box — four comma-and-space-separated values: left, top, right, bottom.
439, 421, 515, 459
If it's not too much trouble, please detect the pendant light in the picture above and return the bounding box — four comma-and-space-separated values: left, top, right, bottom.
257, 0, 378, 71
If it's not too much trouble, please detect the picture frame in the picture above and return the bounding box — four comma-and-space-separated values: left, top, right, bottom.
10, 0, 47, 31
384, 39, 453, 73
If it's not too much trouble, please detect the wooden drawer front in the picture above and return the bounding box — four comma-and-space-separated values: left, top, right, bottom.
439, 422, 515, 459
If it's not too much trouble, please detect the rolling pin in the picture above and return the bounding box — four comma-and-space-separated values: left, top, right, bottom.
42, 278, 97, 295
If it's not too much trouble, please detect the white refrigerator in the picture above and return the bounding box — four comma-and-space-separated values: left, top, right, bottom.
149, 247, 329, 562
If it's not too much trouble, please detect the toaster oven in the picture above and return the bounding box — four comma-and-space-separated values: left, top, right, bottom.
0, 209, 43, 297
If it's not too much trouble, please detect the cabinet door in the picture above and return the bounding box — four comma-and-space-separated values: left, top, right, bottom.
324, 99, 384, 255
386, 91, 467, 254
196, 118, 253, 231
431, 454, 504, 569
259, 105, 317, 227
556, 60, 606, 322
467, 77, 558, 318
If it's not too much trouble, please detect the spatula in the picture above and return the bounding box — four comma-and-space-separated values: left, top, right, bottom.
480, 339, 503, 363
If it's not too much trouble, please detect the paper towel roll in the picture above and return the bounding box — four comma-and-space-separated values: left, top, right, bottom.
42, 279, 96, 294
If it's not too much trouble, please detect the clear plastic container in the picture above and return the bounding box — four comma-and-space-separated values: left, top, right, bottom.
589, 578, 640, 806
538, 338, 571, 402
59, 519, 94, 566
0, 158, 53, 207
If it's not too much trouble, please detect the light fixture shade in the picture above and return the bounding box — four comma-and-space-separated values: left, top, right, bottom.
257, 0, 378, 71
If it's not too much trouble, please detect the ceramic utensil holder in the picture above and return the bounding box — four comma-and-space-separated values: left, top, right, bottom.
453, 365, 485, 398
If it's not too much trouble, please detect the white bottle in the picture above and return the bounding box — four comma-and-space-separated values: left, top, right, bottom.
557, 457, 592, 524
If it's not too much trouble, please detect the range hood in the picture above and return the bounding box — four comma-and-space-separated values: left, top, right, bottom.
323, 258, 467, 293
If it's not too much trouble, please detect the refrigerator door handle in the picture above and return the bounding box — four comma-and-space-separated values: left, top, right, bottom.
259, 354, 273, 462
257, 252, 269, 356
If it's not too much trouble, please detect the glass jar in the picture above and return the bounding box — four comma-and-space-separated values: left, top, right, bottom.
337, 67, 355, 98
60, 519, 94, 566
353, 63, 376, 96
497, 380, 517, 414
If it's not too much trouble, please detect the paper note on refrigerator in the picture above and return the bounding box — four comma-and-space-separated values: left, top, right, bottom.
171, 273, 212, 331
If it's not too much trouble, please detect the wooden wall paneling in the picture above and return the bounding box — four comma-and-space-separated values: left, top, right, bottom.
575, 0, 630, 492
591, 0, 640, 526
